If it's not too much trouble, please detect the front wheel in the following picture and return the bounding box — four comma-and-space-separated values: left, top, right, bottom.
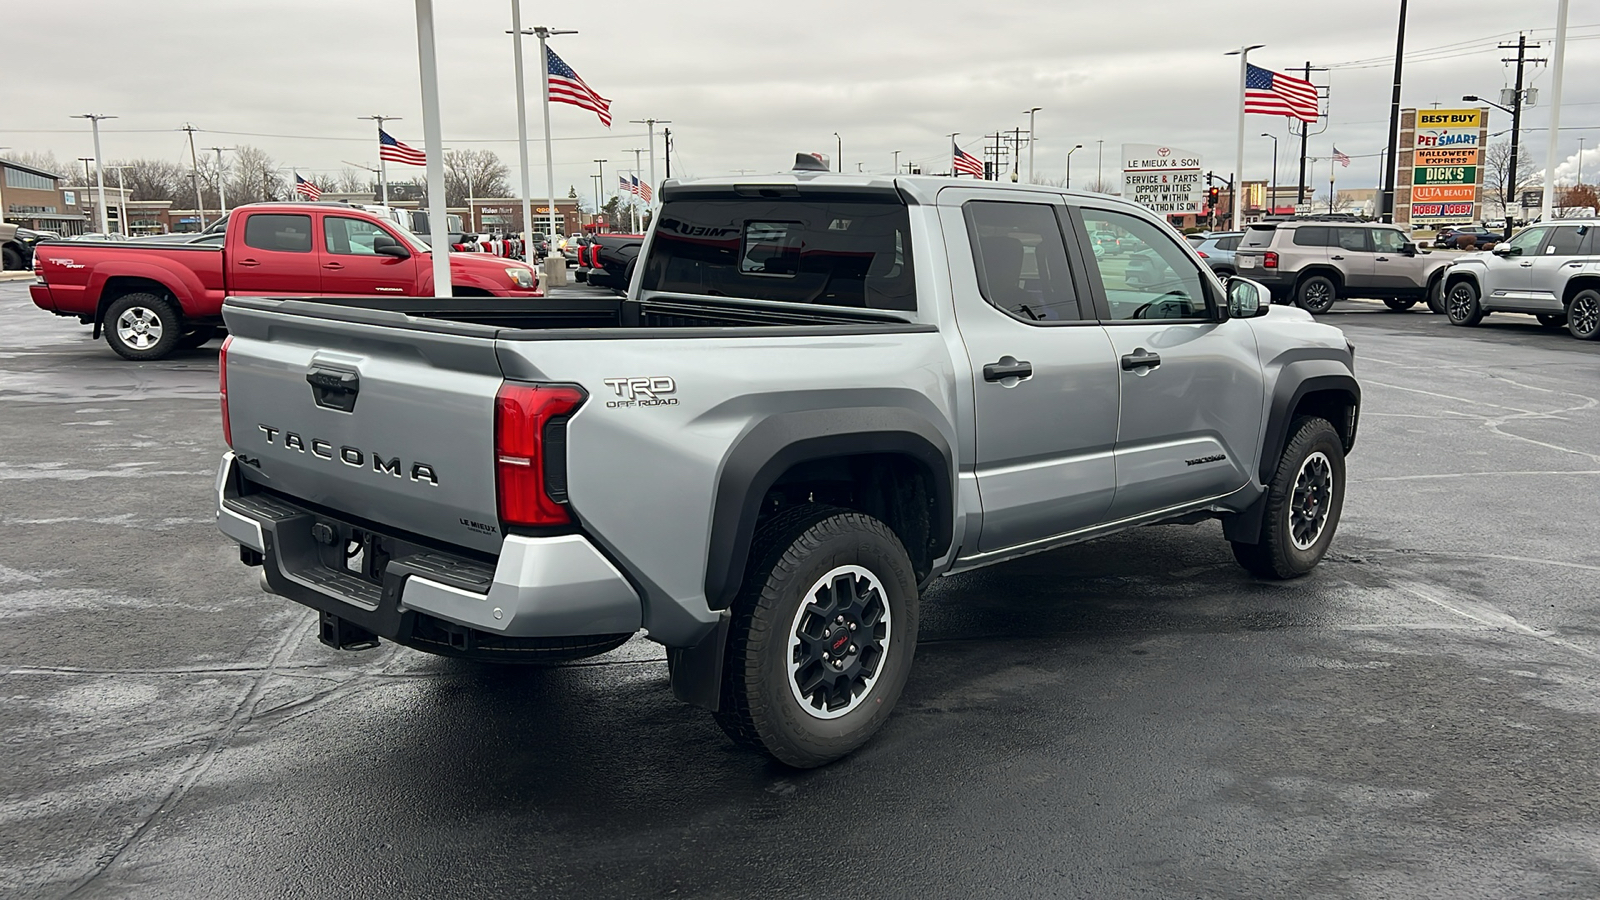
1383, 298, 1418, 312
1, 246, 21, 271
1295, 275, 1338, 314
714, 506, 919, 768
1232, 416, 1346, 580
1445, 280, 1484, 326
104, 293, 183, 361
1569, 289, 1600, 341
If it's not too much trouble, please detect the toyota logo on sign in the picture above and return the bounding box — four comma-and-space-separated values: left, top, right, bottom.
1157, 147, 1171, 157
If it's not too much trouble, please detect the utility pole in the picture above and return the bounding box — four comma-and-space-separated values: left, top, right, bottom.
71, 114, 116, 235
180, 123, 206, 229
205, 147, 234, 216
358, 115, 401, 207
1010, 126, 1024, 182
1292, 61, 1328, 207
1096, 138, 1104, 192
630, 118, 671, 201
893, 150, 900, 174
1379, 0, 1408, 222
1500, 33, 1546, 230
833, 132, 842, 172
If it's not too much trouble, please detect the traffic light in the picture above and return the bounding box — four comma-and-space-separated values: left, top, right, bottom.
1207, 186, 1220, 210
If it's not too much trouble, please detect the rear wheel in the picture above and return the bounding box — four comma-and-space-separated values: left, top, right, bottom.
1295, 275, 1337, 314
1569, 289, 1600, 341
1, 246, 21, 271
1445, 280, 1484, 326
714, 505, 919, 768
1382, 298, 1418, 312
1232, 416, 1346, 579
104, 293, 182, 361
1425, 275, 1446, 314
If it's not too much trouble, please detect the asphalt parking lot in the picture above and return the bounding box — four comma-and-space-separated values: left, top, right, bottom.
3, 279, 1599, 899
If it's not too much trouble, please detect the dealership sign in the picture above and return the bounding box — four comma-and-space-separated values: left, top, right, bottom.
1121, 144, 1203, 215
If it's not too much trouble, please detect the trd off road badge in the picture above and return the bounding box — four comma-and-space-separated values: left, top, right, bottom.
602, 376, 679, 408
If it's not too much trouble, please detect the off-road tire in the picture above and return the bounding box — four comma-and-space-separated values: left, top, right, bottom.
1296, 274, 1338, 314
714, 505, 919, 768
1231, 416, 1346, 580
1445, 279, 1484, 326
1, 246, 21, 271
1568, 289, 1600, 341
104, 293, 183, 361
1383, 298, 1418, 312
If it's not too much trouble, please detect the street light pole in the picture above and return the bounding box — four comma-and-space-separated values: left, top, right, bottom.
206, 147, 234, 216
834, 133, 842, 172
1541, 0, 1571, 222
1261, 133, 1278, 215
508, 1, 535, 259
412, 0, 452, 297
71, 114, 116, 235
358, 115, 401, 207
1025, 107, 1041, 183
628, 118, 671, 204
893, 150, 900, 174
1379, 0, 1409, 222
1225, 44, 1265, 231
1096, 139, 1104, 192
1066, 143, 1083, 189
593, 158, 607, 228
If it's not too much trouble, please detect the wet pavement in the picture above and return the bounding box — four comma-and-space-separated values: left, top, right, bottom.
2, 282, 1599, 899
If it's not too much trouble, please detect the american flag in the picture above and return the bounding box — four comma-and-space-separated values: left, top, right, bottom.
379, 129, 427, 166
620, 174, 634, 194
1244, 64, 1320, 123
952, 142, 984, 178
547, 48, 611, 127
637, 178, 652, 202
293, 174, 321, 200
1333, 146, 1351, 167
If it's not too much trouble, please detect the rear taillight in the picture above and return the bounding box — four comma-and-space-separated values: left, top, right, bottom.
1264, 251, 1279, 269
495, 383, 586, 527
1195, 250, 1209, 258
580, 245, 593, 267
219, 335, 234, 446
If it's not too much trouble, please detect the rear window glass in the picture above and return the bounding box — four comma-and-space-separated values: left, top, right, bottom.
243, 214, 312, 253
1292, 226, 1331, 247
1240, 226, 1277, 248
641, 198, 915, 310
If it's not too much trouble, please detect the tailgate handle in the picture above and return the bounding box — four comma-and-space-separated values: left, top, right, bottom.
307, 367, 360, 412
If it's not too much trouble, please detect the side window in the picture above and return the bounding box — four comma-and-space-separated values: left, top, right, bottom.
1292, 226, 1330, 247
242, 214, 312, 253
1080, 208, 1209, 321
324, 216, 389, 256
1370, 228, 1407, 254
1544, 227, 1584, 256
1333, 228, 1370, 252
964, 201, 1081, 323
1216, 235, 1241, 251
1505, 226, 1549, 256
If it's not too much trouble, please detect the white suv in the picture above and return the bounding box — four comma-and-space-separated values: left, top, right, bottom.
1441, 221, 1600, 340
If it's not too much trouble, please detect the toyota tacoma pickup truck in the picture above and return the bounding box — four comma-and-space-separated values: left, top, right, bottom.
28, 201, 541, 361
215, 164, 1360, 767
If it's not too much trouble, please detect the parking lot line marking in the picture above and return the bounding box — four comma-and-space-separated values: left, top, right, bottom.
1396, 583, 1598, 661
1363, 470, 1600, 482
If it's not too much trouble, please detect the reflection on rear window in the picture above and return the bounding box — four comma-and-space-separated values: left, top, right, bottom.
642, 198, 915, 310
1241, 226, 1277, 248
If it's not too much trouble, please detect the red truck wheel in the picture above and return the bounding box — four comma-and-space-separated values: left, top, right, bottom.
104, 293, 182, 361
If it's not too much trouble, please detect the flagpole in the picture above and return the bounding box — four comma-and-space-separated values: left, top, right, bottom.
509, 2, 535, 261
413, 0, 452, 297
1227, 44, 1264, 231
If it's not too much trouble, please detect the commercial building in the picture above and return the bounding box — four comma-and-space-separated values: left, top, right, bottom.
2, 159, 88, 235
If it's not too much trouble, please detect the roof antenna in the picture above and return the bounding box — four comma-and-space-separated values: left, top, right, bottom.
792, 152, 829, 172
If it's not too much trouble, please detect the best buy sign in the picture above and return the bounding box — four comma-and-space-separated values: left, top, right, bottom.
1413, 165, 1476, 185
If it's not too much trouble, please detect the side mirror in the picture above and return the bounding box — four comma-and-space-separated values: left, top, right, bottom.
372, 232, 410, 259
1401, 241, 1418, 256
1490, 242, 1514, 256
1226, 276, 1270, 318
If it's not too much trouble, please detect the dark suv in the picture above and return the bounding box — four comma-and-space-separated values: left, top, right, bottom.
1233, 220, 1452, 314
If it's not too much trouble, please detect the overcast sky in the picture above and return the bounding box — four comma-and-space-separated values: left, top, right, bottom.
5, 0, 1597, 198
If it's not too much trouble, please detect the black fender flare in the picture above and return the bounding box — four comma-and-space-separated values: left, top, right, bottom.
702, 407, 954, 612
1258, 360, 1360, 485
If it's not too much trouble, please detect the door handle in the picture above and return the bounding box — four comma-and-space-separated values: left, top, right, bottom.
1330, 255, 1345, 260
237, 259, 260, 267
1375, 256, 1390, 262
1519, 262, 1534, 267
1566, 262, 1583, 268
982, 358, 1033, 382
322, 262, 344, 270
1121, 350, 1162, 371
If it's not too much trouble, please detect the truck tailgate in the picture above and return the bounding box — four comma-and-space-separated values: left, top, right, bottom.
223, 299, 505, 555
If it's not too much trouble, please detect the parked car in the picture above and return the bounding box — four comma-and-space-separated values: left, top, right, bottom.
1, 223, 51, 270
1092, 229, 1124, 256
561, 234, 594, 280
1434, 225, 1504, 250
1233, 220, 1451, 313
1441, 220, 1600, 340
28, 201, 542, 360
583, 232, 645, 293
214, 167, 1359, 767
1188, 231, 1244, 278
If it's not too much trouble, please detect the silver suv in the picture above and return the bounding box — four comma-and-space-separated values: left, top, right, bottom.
1234, 220, 1451, 314
1440, 220, 1600, 340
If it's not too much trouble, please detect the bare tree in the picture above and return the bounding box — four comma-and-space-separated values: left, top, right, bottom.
115, 158, 188, 202
333, 167, 372, 194
443, 149, 509, 207
4, 150, 69, 177
228, 145, 284, 203
1481, 141, 1535, 219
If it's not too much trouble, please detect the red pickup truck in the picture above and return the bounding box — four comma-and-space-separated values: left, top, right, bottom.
29, 202, 543, 360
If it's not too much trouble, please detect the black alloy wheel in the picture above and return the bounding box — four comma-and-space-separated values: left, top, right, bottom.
1296, 275, 1337, 314
1569, 289, 1600, 341
1232, 416, 1347, 579
1445, 280, 1484, 326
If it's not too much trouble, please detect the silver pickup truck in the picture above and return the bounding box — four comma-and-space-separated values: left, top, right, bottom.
216, 163, 1360, 767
